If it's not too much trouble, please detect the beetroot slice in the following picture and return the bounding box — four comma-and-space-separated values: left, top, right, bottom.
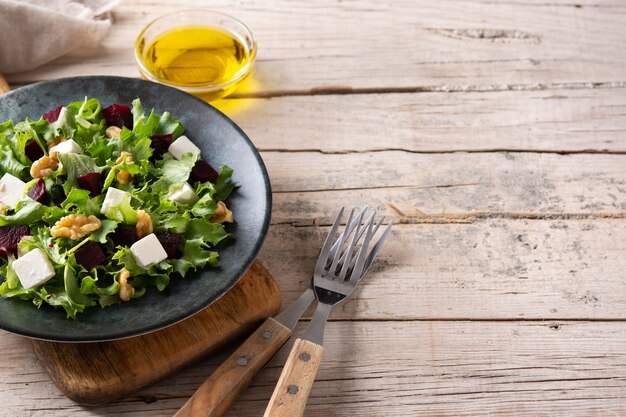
0, 225, 30, 258
111, 224, 137, 247
74, 242, 107, 270
76, 172, 103, 196
43, 106, 64, 123
26, 179, 47, 203
155, 231, 182, 259
149, 134, 173, 157
103, 104, 132, 129
25, 140, 44, 162
190, 160, 219, 183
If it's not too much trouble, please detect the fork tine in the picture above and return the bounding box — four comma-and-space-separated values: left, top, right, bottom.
329, 208, 354, 274
314, 207, 345, 274
337, 209, 367, 280
349, 212, 377, 281
334, 208, 381, 270
339, 212, 376, 281
327, 206, 366, 265
361, 220, 393, 277
344, 215, 386, 273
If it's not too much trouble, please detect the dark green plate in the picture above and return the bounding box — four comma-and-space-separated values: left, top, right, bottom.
0, 76, 271, 341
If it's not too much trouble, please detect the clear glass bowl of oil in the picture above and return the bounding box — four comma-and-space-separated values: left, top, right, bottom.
135, 10, 256, 102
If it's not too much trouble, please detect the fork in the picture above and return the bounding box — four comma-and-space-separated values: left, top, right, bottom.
264, 208, 392, 417
173, 208, 388, 417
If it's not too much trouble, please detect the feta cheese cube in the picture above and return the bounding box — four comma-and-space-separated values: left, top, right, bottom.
0, 173, 26, 209
101, 187, 129, 217
168, 135, 201, 160
168, 182, 198, 205
12, 248, 56, 290
130, 233, 168, 269
49, 138, 82, 154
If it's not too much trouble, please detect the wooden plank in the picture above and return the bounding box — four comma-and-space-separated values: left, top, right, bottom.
261, 151, 626, 215
226, 89, 626, 153
3, 321, 626, 416
6, 0, 626, 91
258, 152, 626, 320
261, 219, 626, 320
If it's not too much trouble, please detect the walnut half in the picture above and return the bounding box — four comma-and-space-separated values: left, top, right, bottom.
106, 126, 122, 138
210, 201, 234, 224
30, 152, 59, 178
115, 152, 134, 184
135, 210, 153, 239
118, 267, 135, 302
50, 214, 101, 240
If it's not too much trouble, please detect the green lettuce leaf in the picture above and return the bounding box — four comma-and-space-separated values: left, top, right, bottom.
0, 131, 29, 179
150, 152, 198, 193
33, 264, 94, 319
90, 219, 119, 243
61, 189, 102, 216
18, 228, 67, 266
1, 256, 20, 290
0, 120, 32, 167
64, 263, 96, 309
67, 98, 106, 149
0, 198, 47, 226
173, 238, 219, 277
86, 137, 115, 165
131, 136, 154, 163
191, 182, 217, 218
131, 98, 184, 139
79, 272, 121, 308
213, 165, 236, 201
184, 218, 229, 246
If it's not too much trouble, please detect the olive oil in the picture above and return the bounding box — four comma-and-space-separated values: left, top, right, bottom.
140, 26, 250, 88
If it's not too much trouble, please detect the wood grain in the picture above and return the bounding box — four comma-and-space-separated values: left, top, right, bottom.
264, 339, 324, 417
261, 219, 626, 321
4, 321, 626, 416
263, 151, 626, 215
7, 1, 626, 92
174, 318, 291, 417
30, 261, 281, 406
232, 320, 626, 417
228, 88, 626, 153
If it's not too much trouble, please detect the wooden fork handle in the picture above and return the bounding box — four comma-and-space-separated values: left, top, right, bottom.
174, 317, 291, 417
263, 338, 324, 417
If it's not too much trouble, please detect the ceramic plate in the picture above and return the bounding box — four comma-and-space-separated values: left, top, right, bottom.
0, 76, 271, 341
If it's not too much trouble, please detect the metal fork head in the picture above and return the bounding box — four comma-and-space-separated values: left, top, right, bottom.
313, 207, 392, 305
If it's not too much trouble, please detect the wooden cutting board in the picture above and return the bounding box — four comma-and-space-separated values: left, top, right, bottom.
31, 260, 281, 405
0, 74, 281, 405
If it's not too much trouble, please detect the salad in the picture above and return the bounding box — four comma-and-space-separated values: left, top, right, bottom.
0, 97, 235, 318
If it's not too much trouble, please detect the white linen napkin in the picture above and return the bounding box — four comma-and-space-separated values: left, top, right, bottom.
0, 0, 118, 73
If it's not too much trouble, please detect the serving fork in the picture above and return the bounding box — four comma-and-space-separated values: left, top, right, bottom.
264, 208, 391, 417
174, 207, 390, 417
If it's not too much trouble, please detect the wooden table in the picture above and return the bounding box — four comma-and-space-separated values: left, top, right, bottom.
2, 1, 626, 415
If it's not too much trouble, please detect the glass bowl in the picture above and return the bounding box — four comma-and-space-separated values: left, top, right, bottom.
135, 10, 257, 101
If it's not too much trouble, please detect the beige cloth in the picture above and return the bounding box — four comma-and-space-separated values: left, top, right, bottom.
0, 0, 117, 73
